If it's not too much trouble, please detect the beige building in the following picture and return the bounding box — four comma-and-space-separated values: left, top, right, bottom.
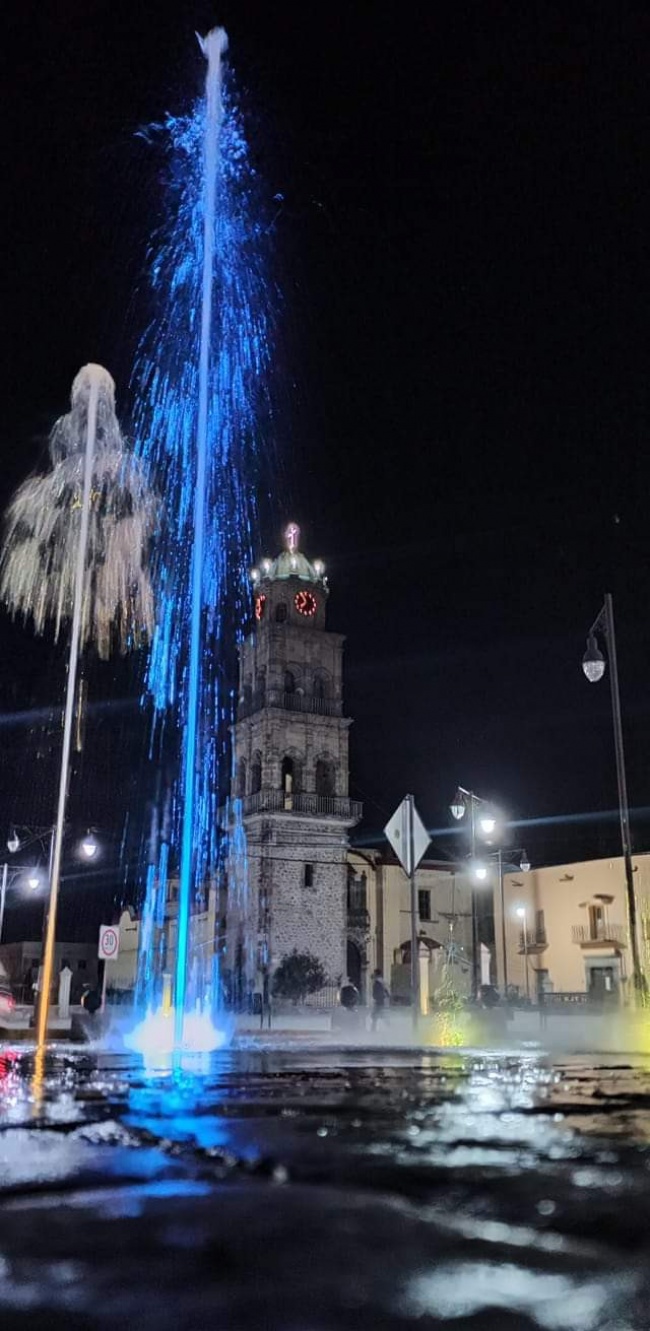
497, 852, 650, 1001
347, 850, 474, 1003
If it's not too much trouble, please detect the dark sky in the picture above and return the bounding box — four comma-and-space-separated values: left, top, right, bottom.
2, 1, 650, 887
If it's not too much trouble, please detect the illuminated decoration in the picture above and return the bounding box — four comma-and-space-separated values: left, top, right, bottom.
285, 522, 300, 552
130, 27, 273, 1039
0, 366, 157, 658
254, 593, 266, 621
295, 590, 317, 617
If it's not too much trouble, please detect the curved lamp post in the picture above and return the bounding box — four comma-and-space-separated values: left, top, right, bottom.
582, 594, 644, 997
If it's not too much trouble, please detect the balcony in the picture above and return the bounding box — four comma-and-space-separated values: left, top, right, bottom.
347, 907, 371, 932
238, 689, 343, 721
240, 789, 362, 822
518, 929, 548, 954
571, 922, 627, 948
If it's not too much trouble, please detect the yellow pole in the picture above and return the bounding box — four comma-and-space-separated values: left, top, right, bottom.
35, 369, 100, 1051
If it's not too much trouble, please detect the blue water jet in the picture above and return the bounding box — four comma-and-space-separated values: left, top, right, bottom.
130, 29, 273, 1041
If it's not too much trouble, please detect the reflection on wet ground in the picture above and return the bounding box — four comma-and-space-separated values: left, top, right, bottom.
0, 1043, 650, 1327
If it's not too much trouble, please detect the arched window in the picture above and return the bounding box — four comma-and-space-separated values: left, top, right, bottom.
315, 758, 336, 797
236, 758, 247, 799
313, 672, 327, 702
275, 602, 287, 623
281, 755, 295, 809
257, 666, 266, 703
284, 670, 296, 695
251, 751, 262, 794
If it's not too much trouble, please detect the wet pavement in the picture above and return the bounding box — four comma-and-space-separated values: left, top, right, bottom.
0, 1040, 649, 1328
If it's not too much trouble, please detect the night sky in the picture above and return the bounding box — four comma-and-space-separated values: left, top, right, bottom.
2, 0, 650, 918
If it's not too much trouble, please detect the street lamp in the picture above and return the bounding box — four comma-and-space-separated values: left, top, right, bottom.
450, 786, 501, 997
582, 594, 644, 995
516, 906, 530, 1003
81, 832, 98, 860
475, 848, 530, 997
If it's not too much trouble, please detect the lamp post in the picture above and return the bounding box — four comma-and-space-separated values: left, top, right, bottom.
516, 906, 530, 1002
471, 847, 530, 996
450, 787, 499, 997
582, 594, 644, 996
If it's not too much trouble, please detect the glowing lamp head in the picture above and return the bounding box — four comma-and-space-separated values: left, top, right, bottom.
7, 831, 19, 855
27, 872, 40, 891
473, 863, 488, 882
479, 815, 496, 836
520, 850, 531, 873
582, 634, 606, 683
261, 559, 272, 575
516, 906, 526, 920
81, 833, 98, 860
450, 790, 466, 820
313, 559, 325, 577
250, 568, 260, 584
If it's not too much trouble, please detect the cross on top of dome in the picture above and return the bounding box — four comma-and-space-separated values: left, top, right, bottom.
250, 523, 327, 588
285, 522, 300, 553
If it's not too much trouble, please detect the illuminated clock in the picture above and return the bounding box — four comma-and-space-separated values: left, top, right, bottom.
294, 590, 317, 617
254, 594, 266, 621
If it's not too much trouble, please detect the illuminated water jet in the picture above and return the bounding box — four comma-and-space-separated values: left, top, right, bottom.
130, 28, 273, 1038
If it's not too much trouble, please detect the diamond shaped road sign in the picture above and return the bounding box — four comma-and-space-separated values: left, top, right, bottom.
383, 796, 430, 876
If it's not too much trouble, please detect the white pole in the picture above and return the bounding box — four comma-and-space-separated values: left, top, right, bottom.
523, 913, 530, 1003
36, 368, 100, 1049
0, 863, 7, 946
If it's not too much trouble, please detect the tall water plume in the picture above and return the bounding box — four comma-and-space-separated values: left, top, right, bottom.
130, 30, 273, 1038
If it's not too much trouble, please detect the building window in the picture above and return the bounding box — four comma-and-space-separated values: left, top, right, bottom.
284, 669, 296, 694
535, 908, 545, 940
275, 602, 287, 623
588, 904, 605, 940
347, 871, 367, 912
251, 752, 262, 794
304, 864, 314, 889
236, 758, 247, 798
418, 889, 431, 921
315, 757, 335, 797
313, 672, 327, 702
281, 755, 300, 807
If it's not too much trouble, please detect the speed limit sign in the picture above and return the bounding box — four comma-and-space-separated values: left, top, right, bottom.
98, 925, 120, 961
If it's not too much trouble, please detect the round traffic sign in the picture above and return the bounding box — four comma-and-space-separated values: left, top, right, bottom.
99, 926, 119, 960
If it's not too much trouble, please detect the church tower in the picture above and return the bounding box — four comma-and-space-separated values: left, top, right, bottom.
228, 523, 362, 990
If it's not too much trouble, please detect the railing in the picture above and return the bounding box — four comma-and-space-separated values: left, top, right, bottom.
518, 929, 548, 951
303, 984, 341, 1010
540, 991, 589, 1008
571, 923, 627, 946
238, 689, 343, 720
240, 790, 362, 821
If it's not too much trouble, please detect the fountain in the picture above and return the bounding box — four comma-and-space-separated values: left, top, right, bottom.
129, 27, 273, 1050
0, 364, 158, 1049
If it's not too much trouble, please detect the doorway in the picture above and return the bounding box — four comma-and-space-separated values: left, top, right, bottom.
346, 939, 362, 992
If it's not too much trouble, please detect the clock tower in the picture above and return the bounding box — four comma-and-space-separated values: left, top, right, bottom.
227, 524, 362, 994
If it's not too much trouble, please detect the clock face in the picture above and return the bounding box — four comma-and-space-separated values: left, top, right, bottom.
254, 594, 266, 621
294, 590, 317, 618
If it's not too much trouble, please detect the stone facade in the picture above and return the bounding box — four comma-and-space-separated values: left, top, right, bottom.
226, 527, 362, 991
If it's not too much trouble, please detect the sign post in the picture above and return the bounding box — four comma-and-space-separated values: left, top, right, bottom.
98, 924, 119, 1011
384, 795, 430, 1027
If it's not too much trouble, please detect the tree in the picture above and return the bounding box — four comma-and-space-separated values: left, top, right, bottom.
272, 950, 326, 1005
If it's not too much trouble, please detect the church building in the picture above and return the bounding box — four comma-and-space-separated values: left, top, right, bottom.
226, 525, 362, 990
